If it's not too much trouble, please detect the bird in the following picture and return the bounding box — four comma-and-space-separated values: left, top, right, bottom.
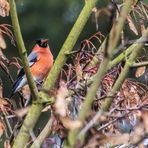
10, 38, 53, 97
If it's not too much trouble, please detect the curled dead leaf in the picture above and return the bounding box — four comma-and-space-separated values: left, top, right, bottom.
0, 32, 6, 49
85, 133, 130, 148
21, 85, 31, 100
0, 0, 9, 17
42, 105, 51, 112
8, 57, 21, 69
130, 123, 145, 144
75, 55, 83, 82
135, 66, 146, 78
0, 121, 5, 138
0, 49, 7, 61
4, 140, 11, 148
14, 106, 30, 118
141, 111, 148, 132
127, 15, 138, 35
60, 117, 82, 130
140, 20, 146, 35
0, 98, 8, 109
55, 81, 68, 117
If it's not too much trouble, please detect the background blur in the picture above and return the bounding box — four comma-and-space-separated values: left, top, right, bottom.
0, 0, 147, 97
0, 0, 109, 97
0, 0, 147, 146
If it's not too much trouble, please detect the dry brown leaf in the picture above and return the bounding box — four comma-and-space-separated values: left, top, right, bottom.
0, 98, 8, 108
0, 49, 7, 61
85, 133, 130, 148
0, 121, 5, 138
127, 15, 138, 35
131, 0, 138, 6
0, 80, 2, 98
100, 134, 129, 146
4, 140, 11, 148
0, 0, 9, 17
55, 81, 68, 117
135, 66, 146, 78
8, 57, 21, 69
42, 105, 51, 112
141, 111, 148, 132
0, 32, 6, 49
140, 20, 146, 35
21, 85, 31, 100
92, 7, 97, 13
60, 117, 82, 130
75, 55, 83, 82
14, 106, 30, 118
130, 123, 145, 144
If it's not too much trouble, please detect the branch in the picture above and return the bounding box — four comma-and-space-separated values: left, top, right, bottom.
66, 0, 133, 147
9, 0, 39, 100
101, 28, 148, 112
87, 37, 107, 68
87, 0, 138, 69
12, 0, 99, 147
79, 28, 148, 136
132, 61, 148, 67
42, 0, 99, 91
108, 37, 147, 70
30, 115, 54, 148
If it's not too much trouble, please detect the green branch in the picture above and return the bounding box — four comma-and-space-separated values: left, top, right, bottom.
87, 38, 107, 68
87, 0, 138, 69
9, 0, 39, 100
101, 28, 148, 112
132, 61, 148, 67
30, 115, 53, 148
43, 0, 98, 91
66, 0, 133, 147
78, 28, 148, 138
11, 0, 99, 147
108, 35, 147, 70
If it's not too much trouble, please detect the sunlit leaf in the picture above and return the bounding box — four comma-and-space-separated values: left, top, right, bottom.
0, 0, 9, 17
135, 66, 146, 78
55, 81, 68, 117
21, 85, 31, 100
127, 15, 138, 35
14, 106, 30, 118
0, 31, 6, 49
0, 121, 4, 138
60, 117, 82, 130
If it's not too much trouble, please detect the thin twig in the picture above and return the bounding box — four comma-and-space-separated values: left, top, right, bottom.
30, 114, 54, 148
132, 61, 148, 67
2, 111, 13, 135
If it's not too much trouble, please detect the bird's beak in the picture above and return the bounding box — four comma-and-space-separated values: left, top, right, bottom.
42, 38, 48, 43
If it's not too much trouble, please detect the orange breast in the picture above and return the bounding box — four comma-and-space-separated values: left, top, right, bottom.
31, 51, 53, 81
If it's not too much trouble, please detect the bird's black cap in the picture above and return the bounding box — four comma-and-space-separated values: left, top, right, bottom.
36, 38, 48, 48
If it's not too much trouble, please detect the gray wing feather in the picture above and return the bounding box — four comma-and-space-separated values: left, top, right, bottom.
28, 51, 39, 67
